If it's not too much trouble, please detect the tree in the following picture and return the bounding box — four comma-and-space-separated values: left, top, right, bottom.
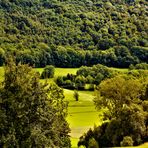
0, 58, 70, 147
74, 90, 79, 101
79, 74, 148, 147
105, 104, 146, 146
88, 137, 99, 148
135, 63, 148, 70
41, 65, 55, 79
94, 73, 104, 85
75, 75, 86, 90
94, 76, 143, 118
0, 47, 5, 66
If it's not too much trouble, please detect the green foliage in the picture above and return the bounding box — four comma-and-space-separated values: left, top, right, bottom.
73, 90, 79, 101
41, 65, 55, 79
130, 63, 148, 70
56, 64, 117, 90
79, 74, 148, 147
94, 76, 143, 118
0, 58, 70, 147
0, 0, 147, 68
120, 136, 134, 146
75, 75, 86, 90
88, 137, 99, 148
0, 48, 5, 66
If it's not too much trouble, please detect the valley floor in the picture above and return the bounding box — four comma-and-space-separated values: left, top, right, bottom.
64, 89, 101, 148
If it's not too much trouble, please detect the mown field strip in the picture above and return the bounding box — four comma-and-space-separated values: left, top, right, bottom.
64, 88, 101, 148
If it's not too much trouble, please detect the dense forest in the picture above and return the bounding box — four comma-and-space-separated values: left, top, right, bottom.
0, 0, 148, 67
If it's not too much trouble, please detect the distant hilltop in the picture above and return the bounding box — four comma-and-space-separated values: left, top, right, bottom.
0, 0, 147, 68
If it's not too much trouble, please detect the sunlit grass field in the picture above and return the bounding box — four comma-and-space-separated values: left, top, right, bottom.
35, 67, 78, 77
109, 67, 129, 72
64, 89, 101, 148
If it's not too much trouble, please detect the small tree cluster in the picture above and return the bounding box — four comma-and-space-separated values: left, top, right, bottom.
56, 64, 116, 90
73, 90, 79, 101
129, 63, 148, 70
41, 65, 55, 79
120, 136, 134, 146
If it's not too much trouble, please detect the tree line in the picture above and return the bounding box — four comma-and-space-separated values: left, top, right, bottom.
56, 64, 117, 90
55, 63, 148, 90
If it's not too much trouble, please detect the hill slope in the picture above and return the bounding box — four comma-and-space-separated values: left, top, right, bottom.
0, 0, 148, 67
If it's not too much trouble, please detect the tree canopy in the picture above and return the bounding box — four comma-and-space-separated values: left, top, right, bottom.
78, 74, 148, 147
94, 76, 144, 118
0, 0, 147, 68
0, 58, 70, 147
41, 65, 55, 79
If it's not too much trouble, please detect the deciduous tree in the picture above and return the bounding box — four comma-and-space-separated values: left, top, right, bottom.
0, 58, 70, 147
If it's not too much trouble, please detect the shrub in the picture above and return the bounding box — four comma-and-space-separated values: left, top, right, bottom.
74, 90, 79, 101
120, 136, 134, 146
88, 138, 99, 148
41, 65, 55, 79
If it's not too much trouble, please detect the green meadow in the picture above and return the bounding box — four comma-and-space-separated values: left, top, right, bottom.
0, 67, 4, 81
35, 67, 78, 77
64, 89, 101, 148
109, 67, 129, 72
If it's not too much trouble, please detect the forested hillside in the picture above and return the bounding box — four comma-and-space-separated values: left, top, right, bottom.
0, 0, 148, 67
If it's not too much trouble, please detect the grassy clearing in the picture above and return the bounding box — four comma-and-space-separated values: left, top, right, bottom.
35, 67, 78, 77
0, 67, 78, 80
64, 89, 101, 148
109, 67, 129, 72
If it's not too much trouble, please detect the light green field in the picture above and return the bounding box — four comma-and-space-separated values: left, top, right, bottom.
35, 68, 101, 147
109, 67, 128, 72
64, 89, 101, 148
35, 67, 78, 77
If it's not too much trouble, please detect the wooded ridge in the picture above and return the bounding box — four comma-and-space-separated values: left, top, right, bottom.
0, 0, 147, 67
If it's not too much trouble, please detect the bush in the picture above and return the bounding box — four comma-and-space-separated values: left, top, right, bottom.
129, 63, 148, 70
75, 75, 86, 90
88, 138, 99, 148
41, 65, 55, 79
74, 90, 79, 101
120, 136, 134, 146
135, 63, 148, 70
64, 80, 75, 89
88, 84, 94, 91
